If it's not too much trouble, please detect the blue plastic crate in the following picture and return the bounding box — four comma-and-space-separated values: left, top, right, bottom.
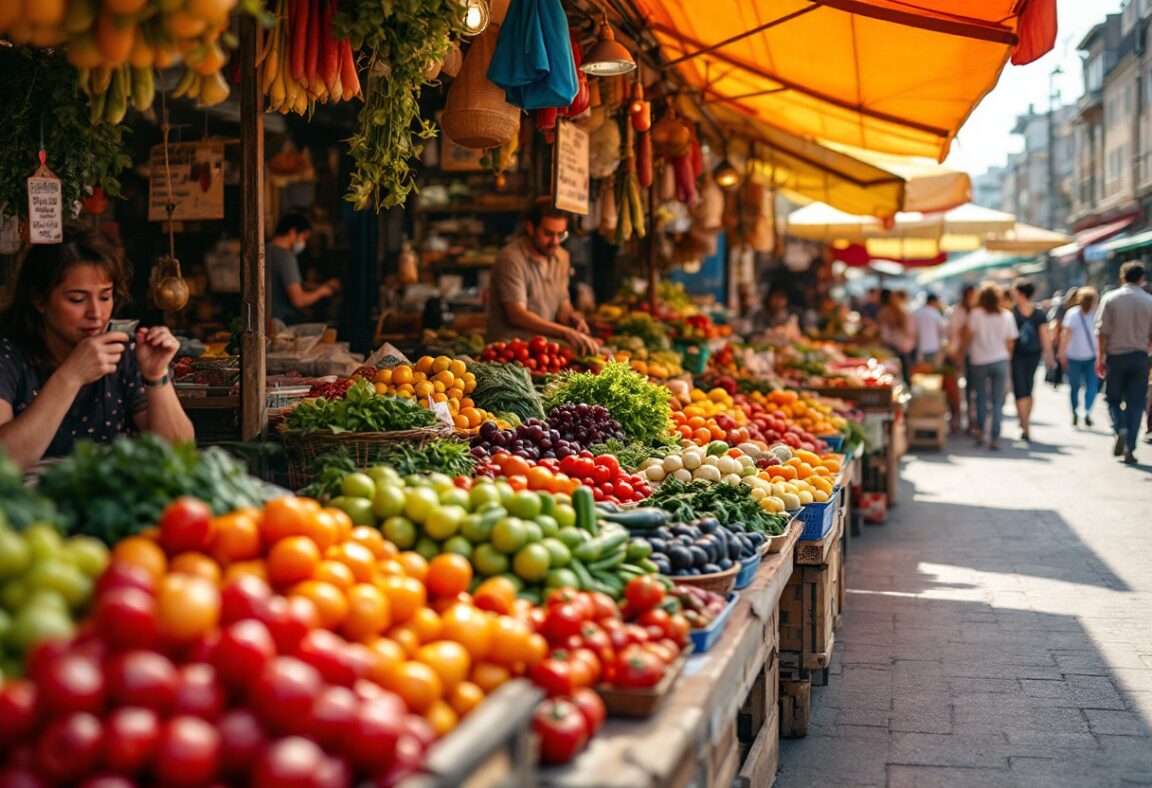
734, 550, 761, 589
797, 493, 837, 540
819, 434, 845, 452
689, 592, 738, 653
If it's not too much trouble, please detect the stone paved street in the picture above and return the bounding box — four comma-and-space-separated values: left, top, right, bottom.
777, 383, 1152, 787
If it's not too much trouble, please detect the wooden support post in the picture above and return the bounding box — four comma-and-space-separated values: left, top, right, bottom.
239, 15, 266, 441
647, 184, 658, 312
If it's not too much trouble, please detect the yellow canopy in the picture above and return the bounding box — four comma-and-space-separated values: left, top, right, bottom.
984, 222, 1071, 253
634, 0, 1057, 161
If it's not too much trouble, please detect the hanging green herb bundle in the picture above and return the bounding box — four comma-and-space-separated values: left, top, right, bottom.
334, 0, 466, 210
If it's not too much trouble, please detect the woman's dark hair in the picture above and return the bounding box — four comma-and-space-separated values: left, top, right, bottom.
1014, 278, 1035, 299
0, 222, 130, 366
977, 283, 1003, 313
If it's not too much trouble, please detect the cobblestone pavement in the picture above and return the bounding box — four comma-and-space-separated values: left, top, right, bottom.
777, 383, 1152, 788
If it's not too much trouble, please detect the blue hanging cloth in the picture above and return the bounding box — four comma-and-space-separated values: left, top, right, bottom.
487, 0, 578, 110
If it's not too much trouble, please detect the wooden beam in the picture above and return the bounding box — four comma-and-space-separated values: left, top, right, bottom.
239, 15, 266, 441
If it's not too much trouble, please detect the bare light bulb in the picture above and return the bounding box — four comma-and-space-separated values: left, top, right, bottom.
463, 0, 490, 34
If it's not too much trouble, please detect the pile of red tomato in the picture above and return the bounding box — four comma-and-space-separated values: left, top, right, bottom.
480, 337, 574, 375
528, 578, 689, 765
557, 453, 651, 504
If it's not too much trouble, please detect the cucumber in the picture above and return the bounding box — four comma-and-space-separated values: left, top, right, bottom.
597, 507, 670, 530
590, 571, 624, 596
573, 531, 629, 563
596, 502, 622, 513
538, 491, 556, 517
626, 540, 653, 561
572, 486, 598, 536
637, 558, 660, 574
617, 563, 647, 577
570, 558, 596, 591
588, 551, 627, 571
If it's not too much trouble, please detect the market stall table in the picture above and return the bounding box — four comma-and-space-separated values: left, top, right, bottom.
538, 523, 803, 788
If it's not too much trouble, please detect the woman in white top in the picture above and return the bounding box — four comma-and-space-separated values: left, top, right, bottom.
963, 283, 1018, 449
1059, 287, 1100, 427
949, 286, 977, 432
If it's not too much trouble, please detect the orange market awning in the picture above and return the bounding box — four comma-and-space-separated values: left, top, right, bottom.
632, 0, 1058, 161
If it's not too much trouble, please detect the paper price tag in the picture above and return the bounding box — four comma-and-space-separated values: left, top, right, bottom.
27, 156, 63, 245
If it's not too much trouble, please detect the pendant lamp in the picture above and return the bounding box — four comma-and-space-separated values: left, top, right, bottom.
462, 0, 491, 35
581, 14, 636, 76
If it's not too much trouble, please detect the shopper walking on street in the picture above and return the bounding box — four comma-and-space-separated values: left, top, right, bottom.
1047, 289, 1078, 388
963, 283, 1018, 450
1010, 279, 1053, 442
878, 290, 917, 384
1095, 262, 1152, 464
1059, 287, 1101, 427
950, 286, 978, 432
912, 292, 947, 366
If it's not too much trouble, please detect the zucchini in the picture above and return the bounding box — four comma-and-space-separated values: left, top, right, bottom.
588, 551, 627, 571
590, 571, 624, 595
597, 507, 670, 530
596, 501, 622, 513
573, 531, 629, 563
572, 486, 598, 536
570, 558, 596, 591
617, 563, 647, 578
538, 491, 555, 517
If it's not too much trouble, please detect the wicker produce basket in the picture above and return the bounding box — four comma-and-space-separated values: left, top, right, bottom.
670, 563, 739, 595
279, 425, 452, 491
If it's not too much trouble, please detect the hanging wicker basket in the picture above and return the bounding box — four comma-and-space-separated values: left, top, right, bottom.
441, 25, 520, 150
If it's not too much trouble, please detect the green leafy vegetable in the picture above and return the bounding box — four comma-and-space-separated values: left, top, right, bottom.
646, 477, 788, 535
544, 362, 674, 447
37, 435, 268, 545
586, 440, 675, 473
298, 439, 476, 498
471, 362, 545, 424
284, 380, 439, 434
0, 449, 60, 531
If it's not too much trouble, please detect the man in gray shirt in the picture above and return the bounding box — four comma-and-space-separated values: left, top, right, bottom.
266, 213, 340, 324
1095, 261, 1152, 463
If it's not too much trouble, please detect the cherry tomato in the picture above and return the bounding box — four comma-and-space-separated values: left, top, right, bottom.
532, 698, 589, 765
159, 497, 215, 555
153, 715, 221, 787
613, 646, 665, 688
103, 706, 161, 775
541, 603, 586, 643
624, 575, 665, 613
529, 658, 574, 697
571, 687, 607, 735
35, 711, 105, 783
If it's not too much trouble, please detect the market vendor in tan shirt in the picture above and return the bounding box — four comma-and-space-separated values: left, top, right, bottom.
487, 198, 600, 357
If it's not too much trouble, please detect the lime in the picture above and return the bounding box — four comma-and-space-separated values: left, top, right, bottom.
472, 544, 509, 577
25, 561, 91, 608
331, 496, 376, 526
490, 518, 527, 554
372, 484, 407, 520
403, 487, 441, 524
468, 483, 502, 510
22, 525, 61, 563
442, 536, 474, 559
495, 481, 515, 506
439, 488, 471, 510
22, 589, 69, 615
512, 543, 551, 583
545, 568, 580, 589
403, 474, 428, 488
507, 491, 543, 520
6, 604, 74, 652
460, 514, 493, 544
367, 465, 402, 487
553, 492, 572, 507
535, 515, 559, 539
557, 527, 586, 549
540, 538, 572, 568
341, 472, 377, 500
424, 505, 467, 541
427, 473, 455, 493
382, 516, 418, 550
60, 537, 109, 578
414, 537, 441, 562
523, 522, 544, 544
0, 531, 31, 580
553, 504, 577, 530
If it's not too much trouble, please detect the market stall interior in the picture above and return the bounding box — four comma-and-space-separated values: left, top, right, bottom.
0, 0, 1058, 786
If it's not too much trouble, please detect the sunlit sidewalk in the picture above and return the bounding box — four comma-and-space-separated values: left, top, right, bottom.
777, 383, 1152, 787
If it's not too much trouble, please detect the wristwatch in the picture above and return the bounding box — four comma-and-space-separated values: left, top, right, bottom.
143, 373, 171, 389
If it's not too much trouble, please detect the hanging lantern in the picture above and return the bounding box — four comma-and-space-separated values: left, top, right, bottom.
462, 0, 491, 35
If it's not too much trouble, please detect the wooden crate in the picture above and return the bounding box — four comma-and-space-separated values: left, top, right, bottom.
780, 513, 843, 690
779, 677, 811, 739
400, 680, 542, 788
907, 413, 948, 451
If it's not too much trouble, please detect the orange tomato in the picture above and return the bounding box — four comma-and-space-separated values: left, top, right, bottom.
425, 554, 472, 599
366, 637, 407, 683
156, 573, 220, 643
326, 542, 377, 584
342, 583, 391, 642
378, 661, 442, 713
469, 661, 511, 693
267, 536, 322, 588
112, 537, 167, 581
524, 633, 548, 667
326, 507, 354, 543
290, 580, 348, 629
409, 608, 442, 643
210, 510, 261, 563
486, 616, 532, 666
439, 603, 493, 661
500, 454, 532, 478
388, 625, 422, 657
398, 552, 429, 582
349, 526, 390, 559
472, 577, 517, 615
168, 552, 222, 584
424, 699, 459, 736
377, 559, 405, 577
221, 560, 269, 585
304, 509, 343, 552
416, 640, 471, 691
261, 496, 319, 543
378, 575, 426, 624
448, 681, 485, 718
313, 559, 356, 591
693, 427, 712, 445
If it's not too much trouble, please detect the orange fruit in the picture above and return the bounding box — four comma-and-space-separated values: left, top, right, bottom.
267, 536, 322, 588
438, 603, 493, 661
388, 625, 423, 657
112, 537, 167, 581
416, 640, 471, 691
391, 365, 413, 385
349, 527, 390, 559
524, 633, 548, 667
424, 699, 458, 737
169, 552, 222, 584
469, 661, 511, 693
290, 580, 348, 629
366, 637, 407, 682
378, 559, 405, 577
398, 552, 429, 582
313, 560, 356, 590
210, 510, 262, 563
378, 661, 442, 713
303, 509, 343, 552
222, 560, 270, 585
425, 554, 472, 599
472, 578, 517, 615
155, 573, 220, 644
262, 497, 316, 543
326, 542, 377, 584
378, 575, 426, 624
409, 608, 442, 644
342, 583, 391, 642
485, 616, 532, 666
448, 681, 485, 718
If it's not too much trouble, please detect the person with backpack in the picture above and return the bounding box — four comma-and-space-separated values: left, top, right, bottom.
1095, 262, 1152, 464
1011, 279, 1053, 442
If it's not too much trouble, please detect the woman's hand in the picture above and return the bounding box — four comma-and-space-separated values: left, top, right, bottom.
135, 326, 180, 380
57, 333, 129, 388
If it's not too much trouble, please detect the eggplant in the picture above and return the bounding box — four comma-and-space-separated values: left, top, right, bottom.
703, 563, 721, 574
672, 524, 697, 538
718, 558, 733, 571
669, 545, 693, 570
726, 539, 742, 560
653, 555, 672, 574
689, 545, 710, 567
649, 537, 667, 554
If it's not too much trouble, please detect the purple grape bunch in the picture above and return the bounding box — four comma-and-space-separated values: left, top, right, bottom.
470, 418, 578, 462
547, 403, 624, 448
